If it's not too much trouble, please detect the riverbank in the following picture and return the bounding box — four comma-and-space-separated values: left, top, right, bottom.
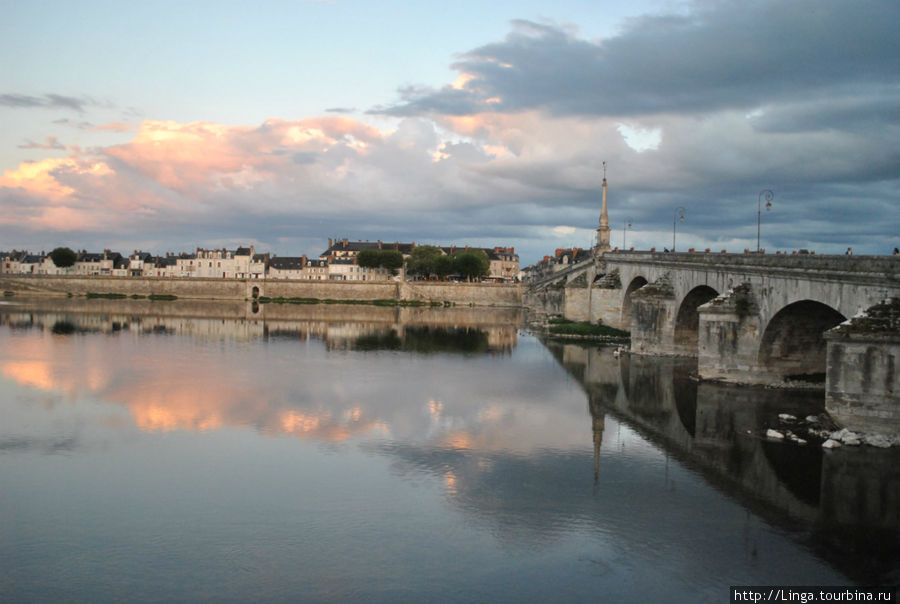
0, 274, 522, 307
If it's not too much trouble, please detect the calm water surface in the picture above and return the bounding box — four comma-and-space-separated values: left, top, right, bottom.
1, 298, 897, 602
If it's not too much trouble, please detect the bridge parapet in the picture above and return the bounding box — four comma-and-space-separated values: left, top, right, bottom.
604, 251, 899, 285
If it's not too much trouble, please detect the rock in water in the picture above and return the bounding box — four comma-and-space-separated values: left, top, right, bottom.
864, 434, 892, 448
766, 429, 785, 440
822, 439, 842, 449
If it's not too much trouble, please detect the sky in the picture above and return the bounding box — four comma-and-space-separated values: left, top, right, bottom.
1, 0, 898, 265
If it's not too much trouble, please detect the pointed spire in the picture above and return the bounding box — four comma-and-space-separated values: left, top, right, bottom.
596, 161, 611, 252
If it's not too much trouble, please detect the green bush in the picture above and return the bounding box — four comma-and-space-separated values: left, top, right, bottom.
548, 320, 629, 338
86, 292, 127, 299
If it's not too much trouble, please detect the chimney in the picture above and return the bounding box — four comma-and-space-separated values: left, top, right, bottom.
328, 238, 333, 248
343, 238, 348, 247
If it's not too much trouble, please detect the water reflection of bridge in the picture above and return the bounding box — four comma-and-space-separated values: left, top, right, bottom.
547, 340, 900, 582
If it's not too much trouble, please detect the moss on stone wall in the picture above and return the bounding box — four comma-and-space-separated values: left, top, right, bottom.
830, 298, 900, 337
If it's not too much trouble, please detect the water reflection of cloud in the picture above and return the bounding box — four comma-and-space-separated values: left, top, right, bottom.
2, 360, 56, 391
0, 316, 591, 454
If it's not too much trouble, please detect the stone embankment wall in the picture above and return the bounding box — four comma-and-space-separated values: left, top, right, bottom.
0, 275, 521, 307
522, 284, 565, 317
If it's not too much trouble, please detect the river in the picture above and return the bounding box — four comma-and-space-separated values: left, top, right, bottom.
0, 298, 896, 602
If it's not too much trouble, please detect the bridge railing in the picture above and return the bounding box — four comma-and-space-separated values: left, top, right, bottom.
525, 258, 595, 288
524, 250, 899, 289
602, 250, 899, 274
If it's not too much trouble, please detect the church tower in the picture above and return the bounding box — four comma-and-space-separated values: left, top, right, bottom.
596, 162, 611, 253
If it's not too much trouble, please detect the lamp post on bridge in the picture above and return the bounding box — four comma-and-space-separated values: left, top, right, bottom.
757, 189, 774, 253
672, 207, 686, 252
623, 218, 633, 250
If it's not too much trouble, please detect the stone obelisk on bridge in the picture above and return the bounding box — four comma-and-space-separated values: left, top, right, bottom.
596, 162, 611, 253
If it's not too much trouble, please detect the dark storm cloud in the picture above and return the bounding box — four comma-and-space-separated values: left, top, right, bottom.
749, 92, 900, 134
0, 93, 100, 113
379, 0, 900, 118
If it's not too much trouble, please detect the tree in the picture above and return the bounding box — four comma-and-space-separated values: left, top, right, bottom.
357, 249, 404, 276
49, 247, 77, 268
379, 250, 404, 275
405, 245, 444, 278
453, 250, 490, 281
434, 255, 455, 279
356, 249, 381, 269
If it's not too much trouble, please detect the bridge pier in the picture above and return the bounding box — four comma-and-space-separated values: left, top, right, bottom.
563, 271, 592, 321
697, 283, 768, 384
824, 299, 900, 436
629, 276, 679, 354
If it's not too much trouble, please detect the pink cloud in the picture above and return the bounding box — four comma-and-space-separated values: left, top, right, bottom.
93, 121, 134, 133
0, 150, 176, 231
104, 118, 385, 194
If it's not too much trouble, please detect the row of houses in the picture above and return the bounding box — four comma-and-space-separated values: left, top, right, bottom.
519, 247, 593, 282
1, 239, 520, 282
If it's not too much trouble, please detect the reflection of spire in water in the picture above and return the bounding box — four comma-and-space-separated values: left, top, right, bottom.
593, 409, 604, 483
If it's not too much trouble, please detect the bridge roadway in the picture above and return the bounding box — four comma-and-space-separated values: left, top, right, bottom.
525, 251, 900, 435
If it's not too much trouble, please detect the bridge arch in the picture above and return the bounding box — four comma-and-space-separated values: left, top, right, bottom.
622, 276, 648, 330
759, 300, 846, 382
673, 285, 719, 355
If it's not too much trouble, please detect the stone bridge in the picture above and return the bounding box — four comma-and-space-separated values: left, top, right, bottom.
525, 251, 900, 434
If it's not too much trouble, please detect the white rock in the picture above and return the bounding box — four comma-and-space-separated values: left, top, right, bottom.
864, 434, 892, 448
822, 439, 842, 449
843, 437, 862, 446
766, 429, 785, 439
840, 431, 860, 443
805, 415, 819, 423
831, 428, 850, 440
795, 438, 807, 445
779, 413, 797, 422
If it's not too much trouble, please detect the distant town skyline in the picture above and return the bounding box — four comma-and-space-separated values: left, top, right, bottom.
2, 0, 898, 265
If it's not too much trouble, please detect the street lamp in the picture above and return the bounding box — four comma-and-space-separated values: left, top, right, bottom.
623, 217, 633, 250
673, 207, 686, 252
757, 190, 774, 253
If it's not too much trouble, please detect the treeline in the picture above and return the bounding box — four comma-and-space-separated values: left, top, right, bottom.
357, 245, 490, 281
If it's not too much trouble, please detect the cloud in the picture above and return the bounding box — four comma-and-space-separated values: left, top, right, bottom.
18, 136, 66, 150
53, 118, 97, 130
0, 93, 100, 113
1, 0, 898, 261
93, 121, 134, 133
379, 1, 900, 119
